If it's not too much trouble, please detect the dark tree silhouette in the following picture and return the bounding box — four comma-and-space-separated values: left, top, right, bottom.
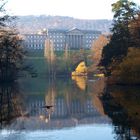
0, 0, 25, 82
100, 0, 140, 74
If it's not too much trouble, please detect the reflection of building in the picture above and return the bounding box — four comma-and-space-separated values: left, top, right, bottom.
24, 96, 111, 130
23, 28, 101, 51
28, 98, 99, 119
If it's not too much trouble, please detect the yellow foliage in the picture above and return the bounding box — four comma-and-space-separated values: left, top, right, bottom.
72, 76, 87, 90
75, 61, 87, 73
71, 61, 87, 76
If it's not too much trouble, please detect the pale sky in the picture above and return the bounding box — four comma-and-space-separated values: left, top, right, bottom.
5, 0, 140, 19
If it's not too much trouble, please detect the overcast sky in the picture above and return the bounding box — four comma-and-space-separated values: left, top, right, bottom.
5, 0, 140, 19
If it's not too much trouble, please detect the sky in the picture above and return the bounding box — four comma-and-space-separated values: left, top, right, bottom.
5, 0, 140, 19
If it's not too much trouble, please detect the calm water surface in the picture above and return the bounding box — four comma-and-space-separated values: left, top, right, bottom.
0, 77, 139, 140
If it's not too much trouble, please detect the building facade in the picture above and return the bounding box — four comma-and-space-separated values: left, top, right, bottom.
22, 33, 47, 50
23, 28, 101, 50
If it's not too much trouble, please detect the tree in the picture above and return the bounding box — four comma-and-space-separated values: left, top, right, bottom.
91, 34, 110, 71
100, 0, 140, 73
44, 39, 56, 76
129, 13, 140, 48
63, 44, 69, 61
0, 0, 25, 82
0, 29, 25, 82
111, 48, 140, 84
0, 0, 15, 27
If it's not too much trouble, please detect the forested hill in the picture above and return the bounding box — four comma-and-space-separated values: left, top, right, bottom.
16, 15, 112, 33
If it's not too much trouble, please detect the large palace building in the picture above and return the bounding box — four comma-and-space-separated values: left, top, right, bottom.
23, 28, 101, 51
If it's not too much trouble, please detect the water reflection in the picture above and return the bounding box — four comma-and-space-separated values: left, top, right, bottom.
25, 77, 110, 129
100, 85, 140, 140
0, 83, 25, 129
72, 76, 87, 91
0, 77, 140, 140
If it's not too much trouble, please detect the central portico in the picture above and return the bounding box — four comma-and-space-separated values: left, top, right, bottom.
66, 28, 84, 49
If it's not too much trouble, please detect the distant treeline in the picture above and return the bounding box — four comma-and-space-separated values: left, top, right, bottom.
16, 15, 112, 33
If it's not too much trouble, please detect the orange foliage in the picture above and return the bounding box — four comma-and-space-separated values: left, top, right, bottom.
91, 34, 110, 71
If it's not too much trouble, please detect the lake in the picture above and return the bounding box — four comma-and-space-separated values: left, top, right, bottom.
0, 77, 139, 140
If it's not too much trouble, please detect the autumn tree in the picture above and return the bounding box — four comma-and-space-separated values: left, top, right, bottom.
90, 34, 110, 72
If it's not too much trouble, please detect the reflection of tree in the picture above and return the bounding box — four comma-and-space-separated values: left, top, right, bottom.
88, 78, 106, 116
55, 78, 89, 104
41, 78, 55, 121
45, 80, 55, 107
0, 83, 24, 128
100, 86, 140, 140
71, 76, 87, 91
41, 78, 94, 121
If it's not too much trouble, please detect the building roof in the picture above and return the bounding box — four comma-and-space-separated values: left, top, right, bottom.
46, 28, 101, 34
22, 28, 102, 36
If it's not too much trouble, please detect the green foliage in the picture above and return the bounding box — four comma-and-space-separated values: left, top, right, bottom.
54, 50, 89, 75
25, 50, 91, 76
100, 0, 140, 74
112, 0, 138, 21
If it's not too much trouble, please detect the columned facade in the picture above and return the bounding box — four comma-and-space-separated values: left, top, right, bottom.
65, 35, 83, 49
65, 28, 84, 50
23, 28, 101, 51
